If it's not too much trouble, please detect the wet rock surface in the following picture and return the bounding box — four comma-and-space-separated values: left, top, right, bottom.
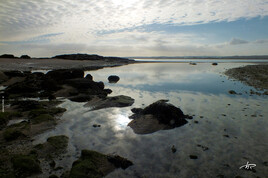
225, 64, 268, 90
128, 100, 188, 134
84, 95, 135, 111
69, 150, 133, 178
108, 75, 120, 83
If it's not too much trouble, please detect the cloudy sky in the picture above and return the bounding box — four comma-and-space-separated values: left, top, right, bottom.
0, 0, 268, 57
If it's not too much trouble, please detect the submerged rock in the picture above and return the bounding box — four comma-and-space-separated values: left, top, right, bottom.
108, 75, 120, 83
69, 150, 133, 178
84, 95, 134, 111
128, 100, 188, 134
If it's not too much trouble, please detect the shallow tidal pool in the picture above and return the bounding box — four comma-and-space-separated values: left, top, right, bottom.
34, 62, 268, 178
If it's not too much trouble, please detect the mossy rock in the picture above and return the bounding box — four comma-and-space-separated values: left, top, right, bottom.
69, 150, 107, 178
11, 154, 41, 177
0, 112, 11, 128
69, 150, 133, 178
31, 114, 55, 124
47, 135, 69, 150
3, 128, 25, 141
29, 107, 66, 118
0, 112, 23, 129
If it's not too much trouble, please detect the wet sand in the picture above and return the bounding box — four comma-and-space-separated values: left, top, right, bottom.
225, 64, 268, 90
0, 58, 135, 71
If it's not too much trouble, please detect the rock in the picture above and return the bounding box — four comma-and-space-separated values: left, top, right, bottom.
189, 62, 197, 65
142, 100, 186, 126
84, 95, 135, 111
171, 145, 177, 153
212, 63, 218, 66
85, 74, 93, 80
107, 155, 133, 169
65, 78, 103, 90
108, 75, 120, 83
228, 90, 237, 94
0, 54, 16, 58
68, 94, 94, 102
11, 154, 41, 177
128, 100, 188, 134
20, 55, 31, 59
33, 135, 69, 159
0, 71, 8, 82
131, 108, 143, 114
69, 150, 133, 178
189, 155, 198, 159
4, 71, 25, 77
45, 69, 84, 81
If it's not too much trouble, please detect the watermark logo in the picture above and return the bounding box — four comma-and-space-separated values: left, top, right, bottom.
1, 96, 4, 112
239, 161, 256, 170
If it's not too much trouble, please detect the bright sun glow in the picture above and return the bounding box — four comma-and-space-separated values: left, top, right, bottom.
114, 114, 130, 130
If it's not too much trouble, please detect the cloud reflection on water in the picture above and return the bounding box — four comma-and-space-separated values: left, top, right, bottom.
33, 63, 268, 177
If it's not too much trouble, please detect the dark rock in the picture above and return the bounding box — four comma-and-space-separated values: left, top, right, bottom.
68, 94, 93, 102
142, 100, 187, 126
45, 69, 84, 81
84, 95, 135, 110
11, 100, 42, 111
104, 89, 113, 94
171, 145, 177, 153
128, 100, 188, 134
11, 154, 41, 177
42, 79, 61, 91
108, 75, 120, 83
85, 74, 93, 80
212, 63, 218, 66
189, 62, 197, 65
189, 155, 198, 159
70, 150, 133, 178
197, 144, 209, 151
65, 78, 98, 89
107, 155, 133, 169
4, 71, 25, 77
0, 54, 16, 58
20, 55, 31, 59
93, 124, 101, 128
228, 90, 237, 94
131, 108, 143, 114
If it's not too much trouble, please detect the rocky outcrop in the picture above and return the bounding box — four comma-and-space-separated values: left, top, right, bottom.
128, 100, 188, 134
3, 69, 111, 100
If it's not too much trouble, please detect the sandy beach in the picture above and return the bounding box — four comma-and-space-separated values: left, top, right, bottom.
0, 58, 135, 71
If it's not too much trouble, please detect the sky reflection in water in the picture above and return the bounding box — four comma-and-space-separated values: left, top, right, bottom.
34, 63, 268, 178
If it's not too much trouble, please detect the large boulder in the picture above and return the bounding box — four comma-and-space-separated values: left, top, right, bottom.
128, 100, 188, 134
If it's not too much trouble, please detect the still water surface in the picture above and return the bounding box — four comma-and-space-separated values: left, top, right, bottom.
34, 62, 268, 178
